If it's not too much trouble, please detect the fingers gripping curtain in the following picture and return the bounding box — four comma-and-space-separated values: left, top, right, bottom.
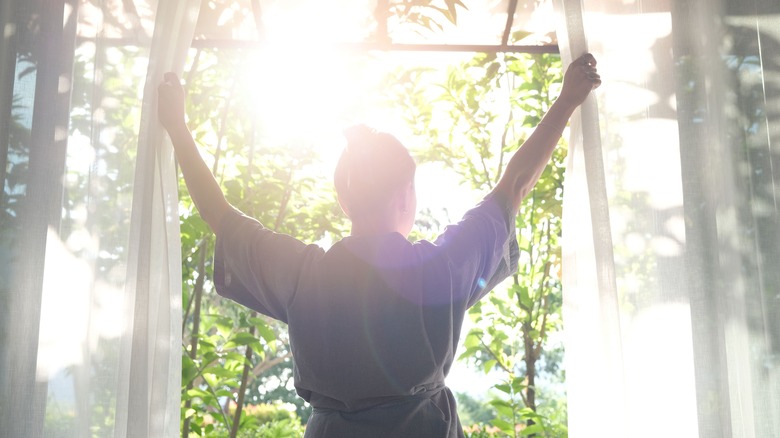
0, 0, 199, 436
554, 0, 780, 436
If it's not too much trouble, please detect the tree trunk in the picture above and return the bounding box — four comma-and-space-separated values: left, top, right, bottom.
524, 343, 537, 412
182, 240, 208, 437
523, 319, 538, 435
230, 311, 257, 438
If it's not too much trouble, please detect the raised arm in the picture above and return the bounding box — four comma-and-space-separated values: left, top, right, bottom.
158, 72, 232, 230
492, 53, 601, 214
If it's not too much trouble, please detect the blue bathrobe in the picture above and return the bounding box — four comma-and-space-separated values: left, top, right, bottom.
214, 194, 518, 437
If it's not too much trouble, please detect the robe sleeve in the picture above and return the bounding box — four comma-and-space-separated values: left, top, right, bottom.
433, 193, 519, 308
213, 208, 324, 323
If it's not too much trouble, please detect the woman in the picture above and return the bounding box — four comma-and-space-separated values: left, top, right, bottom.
158, 53, 600, 437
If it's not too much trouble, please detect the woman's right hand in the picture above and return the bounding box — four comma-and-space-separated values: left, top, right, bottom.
558, 53, 601, 108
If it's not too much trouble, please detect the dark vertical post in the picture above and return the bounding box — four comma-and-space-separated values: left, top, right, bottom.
0, 0, 17, 430
375, 0, 390, 48
501, 0, 518, 46
0, 0, 79, 435
0, 0, 16, 205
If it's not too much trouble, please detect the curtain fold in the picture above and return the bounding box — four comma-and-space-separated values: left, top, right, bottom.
552, 1, 628, 436
556, 0, 780, 436
118, 2, 199, 435
0, 0, 199, 436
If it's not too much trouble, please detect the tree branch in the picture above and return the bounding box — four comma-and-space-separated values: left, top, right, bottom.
479, 336, 512, 374
251, 351, 293, 376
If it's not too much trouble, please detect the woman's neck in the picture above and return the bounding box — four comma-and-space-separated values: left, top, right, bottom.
350, 221, 399, 237
349, 212, 403, 237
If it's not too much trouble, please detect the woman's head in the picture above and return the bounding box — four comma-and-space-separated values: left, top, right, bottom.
334, 125, 416, 236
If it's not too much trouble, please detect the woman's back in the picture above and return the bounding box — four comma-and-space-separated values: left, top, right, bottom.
214, 196, 517, 437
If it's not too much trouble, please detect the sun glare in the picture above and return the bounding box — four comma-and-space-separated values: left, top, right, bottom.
242, 45, 369, 167
239, 0, 378, 168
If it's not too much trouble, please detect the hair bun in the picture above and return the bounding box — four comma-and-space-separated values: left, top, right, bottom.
343, 124, 376, 151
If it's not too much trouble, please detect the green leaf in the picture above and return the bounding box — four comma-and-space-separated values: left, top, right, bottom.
489, 399, 514, 417
463, 332, 480, 349
181, 354, 198, 385
482, 359, 497, 374
250, 317, 278, 348
444, 1, 458, 24
519, 286, 533, 310
202, 366, 236, 379
494, 383, 511, 394
224, 351, 248, 364
511, 376, 526, 393
491, 418, 515, 434
224, 332, 263, 351
198, 338, 217, 352
186, 388, 212, 403
457, 346, 479, 361
521, 423, 546, 436
511, 30, 533, 43
518, 407, 543, 421
485, 62, 500, 79
215, 389, 233, 398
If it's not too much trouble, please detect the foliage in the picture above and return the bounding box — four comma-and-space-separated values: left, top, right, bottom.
195, 403, 305, 438
241, 418, 306, 438
0, 83, 33, 367
388, 0, 468, 35
455, 392, 496, 426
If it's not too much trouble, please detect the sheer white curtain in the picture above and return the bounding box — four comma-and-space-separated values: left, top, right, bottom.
0, 0, 199, 436
555, 0, 780, 436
